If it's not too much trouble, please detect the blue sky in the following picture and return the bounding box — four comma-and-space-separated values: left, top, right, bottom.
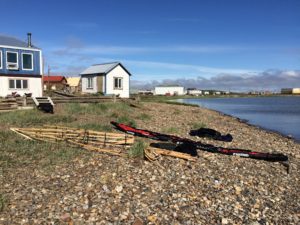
1, 0, 300, 91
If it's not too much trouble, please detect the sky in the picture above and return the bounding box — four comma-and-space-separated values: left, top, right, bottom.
1, 0, 299, 91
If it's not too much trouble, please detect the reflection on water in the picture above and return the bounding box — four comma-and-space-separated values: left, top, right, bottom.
179, 96, 300, 141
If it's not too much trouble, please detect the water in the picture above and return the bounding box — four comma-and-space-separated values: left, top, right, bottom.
179, 96, 300, 142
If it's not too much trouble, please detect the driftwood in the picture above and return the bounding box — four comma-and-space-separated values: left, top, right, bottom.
145, 146, 197, 161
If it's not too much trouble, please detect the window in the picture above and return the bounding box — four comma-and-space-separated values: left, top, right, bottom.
6, 51, 18, 70
114, 77, 123, 89
9, 79, 28, 89
87, 77, 93, 89
0, 51, 2, 69
22, 53, 33, 70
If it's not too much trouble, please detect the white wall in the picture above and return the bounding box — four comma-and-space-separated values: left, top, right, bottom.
106, 65, 130, 98
188, 90, 202, 95
154, 86, 185, 95
0, 76, 42, 97
81, 76, 97, 93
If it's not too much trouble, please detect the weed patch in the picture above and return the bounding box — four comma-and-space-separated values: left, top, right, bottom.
189, 122, 206, 129
162, 127, 179, 134
0, 193, 7, 212
136, 113, 151, 121
78, 123, 113, 132
128, 140, 146, 158
116, 116, 136, 127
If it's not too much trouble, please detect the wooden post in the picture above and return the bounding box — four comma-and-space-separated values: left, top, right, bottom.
23, 97, 27, 107
113, 95, 116, 103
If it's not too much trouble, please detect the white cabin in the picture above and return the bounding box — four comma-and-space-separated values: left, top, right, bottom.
80, 62, 131, 98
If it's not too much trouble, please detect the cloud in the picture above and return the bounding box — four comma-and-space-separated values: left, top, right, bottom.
131, 70, 300, 92
122, 59, 258, 77
49, 42, 249, 56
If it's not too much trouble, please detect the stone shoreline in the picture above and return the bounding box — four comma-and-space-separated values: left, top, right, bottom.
0, 102, 299, 224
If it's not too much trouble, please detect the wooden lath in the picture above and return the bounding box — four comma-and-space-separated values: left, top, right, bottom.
10, 126, 134, 156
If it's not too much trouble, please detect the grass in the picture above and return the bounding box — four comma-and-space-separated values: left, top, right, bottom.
128, 140, 146, 158
116, 115, 137, 127
77, 123, 113, 132
0, 193, 7, 212
162, 126, 179, 134
189, 122, 206, 129
0, 109, 74, 127
65, 103, 109, 115
136, 113, 151, 121
0, 130, 86, 170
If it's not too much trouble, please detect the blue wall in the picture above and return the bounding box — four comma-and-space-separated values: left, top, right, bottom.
0, 47, 41, 75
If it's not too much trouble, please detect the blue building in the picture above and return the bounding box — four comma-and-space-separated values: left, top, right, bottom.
0, 33, 43, 97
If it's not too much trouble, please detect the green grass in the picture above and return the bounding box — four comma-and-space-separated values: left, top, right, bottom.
0, 130, 86, 170
116, 116, 136, 127
189, 122, 206, 129
0, 109, 74, 126
162, 127, 179, 134
65, 103, 109, 115
128, 140, 146, 158
136, 113, 151, 121
0, 102, 140, 173
77, 123, 113, 132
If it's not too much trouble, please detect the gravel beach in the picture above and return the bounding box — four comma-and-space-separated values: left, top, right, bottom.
0, 102, 299, 224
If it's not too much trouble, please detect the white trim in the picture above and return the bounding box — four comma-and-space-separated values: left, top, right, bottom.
0, 50, 2, 69
6, 51, 19, 70
0, 44, 41, 52
87, 77, 94, 89
113, 77, 123, 90
39, 50, 43, 75
21, 52, 34, 71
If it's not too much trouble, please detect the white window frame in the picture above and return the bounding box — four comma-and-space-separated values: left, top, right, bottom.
22, 53, 34, 71
87, 77, 93, 89
8, 79, 29, 90
113, 77, 123, 90
0, 50, 2, 69
6, 51, 19, 70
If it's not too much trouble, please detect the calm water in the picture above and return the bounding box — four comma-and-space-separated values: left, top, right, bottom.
179, 96, 300, 142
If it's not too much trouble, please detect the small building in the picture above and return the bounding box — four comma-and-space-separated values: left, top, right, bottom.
80, 62, 131, 98
154, 85, 185, 96
292, 88, 300, 94
0, 33, 43, 97
43, 76, 68, 91
187, 88, 202, 96
281, 88, 300, 94
66, 77, 81, 93
138, 90, 153, 95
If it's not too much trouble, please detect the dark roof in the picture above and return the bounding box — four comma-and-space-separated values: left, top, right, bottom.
0, 35, 40, 49
43, 76, 67, 82
80, 62, 132, 76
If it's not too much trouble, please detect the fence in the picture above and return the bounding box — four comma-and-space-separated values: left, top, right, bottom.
0, 96, 136, 111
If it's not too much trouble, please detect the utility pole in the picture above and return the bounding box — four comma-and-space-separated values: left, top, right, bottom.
47, 65, 50, 91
